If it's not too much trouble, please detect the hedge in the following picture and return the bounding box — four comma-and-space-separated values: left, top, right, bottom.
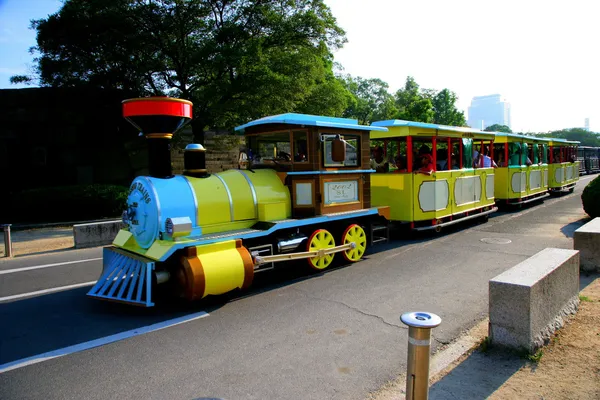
10, 184, 129, 224
582, 175, 600, 219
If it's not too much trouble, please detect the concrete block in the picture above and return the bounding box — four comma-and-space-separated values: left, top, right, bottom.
73, 220, 125, 249
489, 248, 580, 353
574, 217, 600, 273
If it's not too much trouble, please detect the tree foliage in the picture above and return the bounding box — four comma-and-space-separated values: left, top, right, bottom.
340, 75, 397, 125
16, 0, 347, 141
485, 124, 513, 133
535, 128, 600, 147
394, 76, 434, 123
430, 89, 467, 126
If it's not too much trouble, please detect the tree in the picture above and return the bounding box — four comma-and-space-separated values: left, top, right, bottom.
340, 75, 397, 125
484, 124, 512, 133
394, 76, 434, 123
536, 128, 600, 147
14, 0, 347, 143
431, 89, 467, 126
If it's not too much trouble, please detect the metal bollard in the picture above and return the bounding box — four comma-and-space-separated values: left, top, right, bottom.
2, 224, 13, 258
400, 311, 442, 400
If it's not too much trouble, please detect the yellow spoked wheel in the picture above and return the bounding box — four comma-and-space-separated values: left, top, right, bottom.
307, 229, 335, 270
342, 224, 367, 262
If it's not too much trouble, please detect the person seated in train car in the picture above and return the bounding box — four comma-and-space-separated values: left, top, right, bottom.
475, 146, 498, 168
294, 141, 307, 162
393, 154, 408, 173
436, 148, 449, 170
370, 146, 389, 172
495, 151, 506, 167
450, 152, 460, 169
552, 148, 561, 163
415, 153, 435, 175
412, 144, 431, 170
472, 148, 480, 167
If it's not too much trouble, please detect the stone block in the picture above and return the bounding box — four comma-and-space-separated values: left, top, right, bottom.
489, 248, 580, 353
574, 217, 600, 273
73, 220, 125, 249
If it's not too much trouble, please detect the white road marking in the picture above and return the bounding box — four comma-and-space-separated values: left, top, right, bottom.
0, 311, 209, 374
0, 281, 96, 303
0, 258, 102, 275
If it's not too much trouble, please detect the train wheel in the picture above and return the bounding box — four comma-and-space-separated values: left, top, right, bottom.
307, 229, 335, 270
342, 224, 367, 262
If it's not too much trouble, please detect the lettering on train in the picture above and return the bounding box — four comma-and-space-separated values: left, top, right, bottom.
129, 182, 152, 204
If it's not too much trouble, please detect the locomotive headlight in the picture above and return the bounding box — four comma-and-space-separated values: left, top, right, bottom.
165, 217, 193, 240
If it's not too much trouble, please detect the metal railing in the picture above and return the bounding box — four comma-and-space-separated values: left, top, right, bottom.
2, 224, 13, 257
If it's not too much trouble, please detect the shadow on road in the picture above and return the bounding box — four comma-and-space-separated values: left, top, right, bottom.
560, 217, 590, 238
430, 347, 526, 399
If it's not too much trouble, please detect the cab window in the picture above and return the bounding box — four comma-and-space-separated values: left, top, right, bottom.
323, 134, 360, 167
247, 131, 291, 164
292, 130, 308, 162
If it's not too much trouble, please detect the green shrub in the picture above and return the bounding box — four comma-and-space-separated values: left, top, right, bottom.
582, 175, 600, 219
10, 184, 129, 224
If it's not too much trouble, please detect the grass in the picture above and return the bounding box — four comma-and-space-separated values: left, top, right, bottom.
478, 336, 492, 353
579, 295, 593, 302
528, 349, 544, 363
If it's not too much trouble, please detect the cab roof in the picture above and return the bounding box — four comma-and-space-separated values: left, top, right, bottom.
548, 138, 580, 145
234, 113, 388, 133
493, 132, 552, 143
370, 119, 495, 139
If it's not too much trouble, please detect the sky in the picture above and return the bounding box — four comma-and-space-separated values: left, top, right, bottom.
0, 0, 598, 133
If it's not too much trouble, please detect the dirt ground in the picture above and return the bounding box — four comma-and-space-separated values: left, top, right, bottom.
0, 227, 74, 257
487, 276, 600, 399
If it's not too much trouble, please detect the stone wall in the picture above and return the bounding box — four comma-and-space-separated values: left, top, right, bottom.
171, 130, 245, 174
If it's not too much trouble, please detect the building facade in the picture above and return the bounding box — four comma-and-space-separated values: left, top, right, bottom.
467, 94, 511, 130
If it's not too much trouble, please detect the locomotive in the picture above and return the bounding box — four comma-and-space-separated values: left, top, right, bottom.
87, 97, 391, 307
87, 96, 582, 308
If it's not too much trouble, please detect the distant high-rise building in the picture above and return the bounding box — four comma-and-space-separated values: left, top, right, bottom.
467, 94, 511, 130
585, 118, 590, 131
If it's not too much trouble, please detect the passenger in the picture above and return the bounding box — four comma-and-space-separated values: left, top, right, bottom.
473, 148, 480, 167
370, 146, 389, 173
415, 153, 434, 175
437, 148, 449, 170
476, 147, 498, 168
295, 142, 307, 162
394, 155, 408, 173
419, 144, 431, 155
496, 152, 506, 167
450, 153, 460, 169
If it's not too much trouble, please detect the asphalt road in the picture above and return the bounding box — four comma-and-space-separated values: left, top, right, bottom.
0, 175, 596, 400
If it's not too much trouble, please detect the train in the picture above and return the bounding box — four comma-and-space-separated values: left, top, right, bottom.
577, 146, 600, 175
87, 96, 592, 307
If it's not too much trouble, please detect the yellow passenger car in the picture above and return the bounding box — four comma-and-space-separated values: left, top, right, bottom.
547, 138, 580, 193
492, 133, 551, 205
369, 120, 498, 231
